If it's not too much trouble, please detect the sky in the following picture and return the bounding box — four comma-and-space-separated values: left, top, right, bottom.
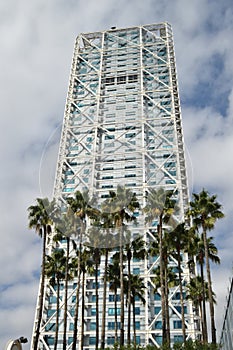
0, 0, 233, 348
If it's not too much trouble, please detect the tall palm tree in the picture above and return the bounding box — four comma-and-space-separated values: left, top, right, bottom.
189, 234, 220, 343
99, 211, 115, 350
104, 185, 139, 346
107, 261, 121, 343
125, 235, 146, 344
144, 188, 175, 347
129, 274, 146, 346
187, 189, 224, 344
186, 275, 216, 340
45, 249, 66, 350
53, 213, 76, 350
170, 223, 189, 341
28, 197, 57, 350
79, 248, 93, 350
85, 226, 102, 350
67, 190, 99, 350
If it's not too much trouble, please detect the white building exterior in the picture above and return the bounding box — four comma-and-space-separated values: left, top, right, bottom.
220, 277, 233, 350
31, 23, 198, 349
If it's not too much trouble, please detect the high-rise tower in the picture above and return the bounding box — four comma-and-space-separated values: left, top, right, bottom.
31, 23, 198, 349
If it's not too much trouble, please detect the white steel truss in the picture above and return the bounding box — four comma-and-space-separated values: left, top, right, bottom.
31, 23, 199, 350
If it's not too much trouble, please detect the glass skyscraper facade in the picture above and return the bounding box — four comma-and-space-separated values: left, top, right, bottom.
31, 23, 198, 349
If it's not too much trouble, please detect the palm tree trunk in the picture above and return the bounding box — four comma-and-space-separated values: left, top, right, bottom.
158, 222, 166, 345
200, 260, 208, 343
199, 297, 204, 336
164, 249, 170, 347
54, 278, 60, 350
132, 296, 136, 347
63, 237, 70, 350
203, 229, 216, 344
33, 226, 47, 350
119, 227, 124, 346
127, 249, 132, 345
177, 249, 186, 342
114, 285, 118, 344
101, 249, 109, 349
72, 243, 82, 350
80, 269, 85, 350
95, 261, 99, 350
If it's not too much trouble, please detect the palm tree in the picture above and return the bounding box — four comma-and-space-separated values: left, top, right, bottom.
187, 189, 224, 344
85, 226, 102, 350
107, 260, 121, 343
53, 213, 76, 350
80, 248, 93, 350
129, 274, 146, 346
67, 190, 99, 350
45, 249, 66, 350
103, 185, 139, 346
99, 211, 115, 350
189, 234, 220, 343
28, 197, 57, 350
170, 223, 189, 342
186, 275, 216, 341
125, 235, 146, 344
144, 188, 175, 347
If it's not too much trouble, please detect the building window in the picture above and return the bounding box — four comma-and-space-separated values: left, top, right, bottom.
108, 321, 120, 330
108, 308, 120, 315
47, 309, 56, 318
117, 76, 126, 84
46, 337, 54, 346
105, 77, 115, 85
174, 306, 187, 314
89, 337, 96, 345
125, 174, 136, 178
173, 320, 182, 329
109, 294, 120, 302
49, 296, 56, 303
107, 337, 115, 345
45, 323, 56, 331
155, 336, 162, 345
155, 321, 162, 329
154, 306, 161, 314
125, 133, 136, 138
135, 307, 140, 315
136, 336, 140, 344
91, 308, 96, 316
128, 74, 138, 83
174, 335, 183, 343
133, 268, 140, 275
90, 322, 96, 330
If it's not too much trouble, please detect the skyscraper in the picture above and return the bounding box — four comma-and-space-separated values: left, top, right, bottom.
31, 23, 198, 349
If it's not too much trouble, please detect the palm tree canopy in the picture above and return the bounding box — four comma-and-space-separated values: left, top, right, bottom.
28, 198, 57, 235
67, 190, 99, 222
45, 249, 66, 281
187, 189, 224, 231
102, 185, 140, 228
144, 188, 176, 225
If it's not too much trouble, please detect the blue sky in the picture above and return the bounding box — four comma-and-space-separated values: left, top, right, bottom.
0, 0, 233, 348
